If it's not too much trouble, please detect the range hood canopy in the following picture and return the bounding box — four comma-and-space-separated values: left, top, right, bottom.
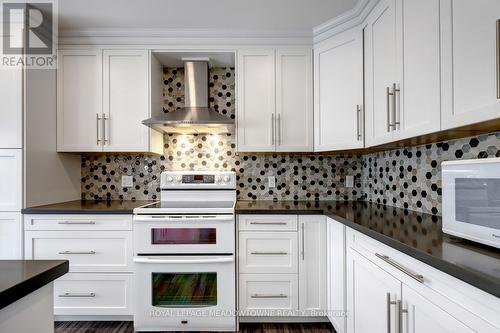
142, 60, 234, 134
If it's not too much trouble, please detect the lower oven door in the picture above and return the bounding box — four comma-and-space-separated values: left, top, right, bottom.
134, 214, 235, 255
133, 255, 236, 332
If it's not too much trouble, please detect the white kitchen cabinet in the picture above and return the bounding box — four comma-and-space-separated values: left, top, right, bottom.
0, 68, 23, 148
298, 215, 327, 314
0, 149, 22, 211
402, 284, 474, 333
326, 218, 346, 333
346, 248, 401, 333
276, 49, 313, 152
396, 0, 441, 140
54, 273, 133, 316
57, 49, 103, 152
0, 212, 22, 259
103, 49, 150, 152
237, 49, 276, 152
314, 28, 364, 151
364, 0, 399, 146
364, 0, 441, 146
237, 48, 313, 153
347, 227, 500, 332
441, 0, 500, 129
57, 48, 162, 153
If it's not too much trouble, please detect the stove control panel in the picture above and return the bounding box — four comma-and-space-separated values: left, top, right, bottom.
161, 171, 236, 189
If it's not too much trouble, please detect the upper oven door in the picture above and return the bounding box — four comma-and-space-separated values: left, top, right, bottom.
133, 214, 235, 255
443, 159, 500, 248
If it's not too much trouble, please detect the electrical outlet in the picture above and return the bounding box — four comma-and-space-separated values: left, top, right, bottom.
122, 175, 133, 188
268, 176, 276, 188
345, 175, 354, 188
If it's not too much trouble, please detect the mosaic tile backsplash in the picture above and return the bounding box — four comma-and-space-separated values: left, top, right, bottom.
81, 67, 500, 216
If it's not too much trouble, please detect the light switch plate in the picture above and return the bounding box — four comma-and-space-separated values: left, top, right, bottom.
268, 176, 276, 188
122, 175, 133, 188
345, 175, 354, 188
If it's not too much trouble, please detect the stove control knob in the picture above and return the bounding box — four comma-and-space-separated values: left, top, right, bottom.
216, 176, 222, 183
223, 176, 231, 183
175, 176, 182, 183
167, 176, 174, 183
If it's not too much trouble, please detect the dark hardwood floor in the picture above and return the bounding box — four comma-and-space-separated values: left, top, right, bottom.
54, 322, 335, 333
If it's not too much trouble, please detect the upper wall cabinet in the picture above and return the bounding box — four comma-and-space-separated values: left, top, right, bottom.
57, 49, 102, 152
440, 0, 500, 129
314, 28, 364, 151
364, 0, 441, 147
0, 68, 23, 149
57, 48, 162, 153
237, 48, 313, 153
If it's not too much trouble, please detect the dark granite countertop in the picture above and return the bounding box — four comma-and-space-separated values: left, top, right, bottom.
236, 200, 500, 299
0, 260, 68, 310
21, 200, 155, 215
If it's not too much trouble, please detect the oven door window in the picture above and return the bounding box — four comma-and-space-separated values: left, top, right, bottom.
152, 273, 217, 307
151, 228, 216, 245
455, 178, 500, 229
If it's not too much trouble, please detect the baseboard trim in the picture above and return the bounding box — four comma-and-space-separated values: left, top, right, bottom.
239, 316, 330, 323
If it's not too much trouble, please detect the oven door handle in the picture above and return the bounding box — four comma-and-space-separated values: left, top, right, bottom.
133, 257, 234, 264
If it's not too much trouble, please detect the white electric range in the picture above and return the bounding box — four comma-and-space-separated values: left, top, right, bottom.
133, 171, 237, 332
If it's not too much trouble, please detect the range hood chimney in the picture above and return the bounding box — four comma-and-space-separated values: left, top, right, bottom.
142, 60, 234, 134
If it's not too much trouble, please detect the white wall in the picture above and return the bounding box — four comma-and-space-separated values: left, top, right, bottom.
25, 69, 81, 207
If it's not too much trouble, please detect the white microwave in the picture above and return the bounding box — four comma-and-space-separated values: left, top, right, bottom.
442, 158, 500, 249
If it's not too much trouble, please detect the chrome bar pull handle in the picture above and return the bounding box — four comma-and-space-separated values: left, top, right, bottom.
398, 300, 408, 333
277, 113, 281, 146
58, 221, 96, 225
376, 253, 424, 283
386, 293, 397, 333
497, 19, 500, 99
386, 87, 393, 132
96, 113, 101, 144
271, 113, 275, 145
58, 250, 96, 255
356, 104, 362, 140
392, 83, 401, 129
250, 251, 288, 255
102, 113, 109, 144
251, 294, 288, 299
249, 222, 287, 225
58, 292, 95, 298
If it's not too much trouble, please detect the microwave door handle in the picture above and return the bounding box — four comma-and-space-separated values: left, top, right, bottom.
133, 257, 234, 264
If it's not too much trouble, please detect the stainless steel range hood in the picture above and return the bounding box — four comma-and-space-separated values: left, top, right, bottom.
142, 60, 234, 134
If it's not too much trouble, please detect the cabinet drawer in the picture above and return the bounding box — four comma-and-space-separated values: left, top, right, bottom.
24, 231, 133, 272
239, 215, 297, 231
239, 274, 298, 315
54, 273, 132, 316
24, 214, 133, 231
239, 232, 298, 274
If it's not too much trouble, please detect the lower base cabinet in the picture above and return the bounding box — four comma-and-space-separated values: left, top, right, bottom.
24, 214, 134, 318
345, 228, 500, 333
238, 215, 326, 318
54, 273, 133, 316
0, 212, 22, 259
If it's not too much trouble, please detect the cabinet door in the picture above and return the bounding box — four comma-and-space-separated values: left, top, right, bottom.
0, 68, 23, 148
237, 49, 276, 152
327, 219, 346, 333
0, 213, 22, 259
402, 284, 474, 333
441, 0, 500, 129
276, 48, 313, 152
57, 49, 102, 152
0, 149, 22, 211
396, 0, 441, 140
298, 216, 327, 314
364, 0, 399, 147
347, 248, 401, 333
314, 28, 364, 151
103, 49, 149, 152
